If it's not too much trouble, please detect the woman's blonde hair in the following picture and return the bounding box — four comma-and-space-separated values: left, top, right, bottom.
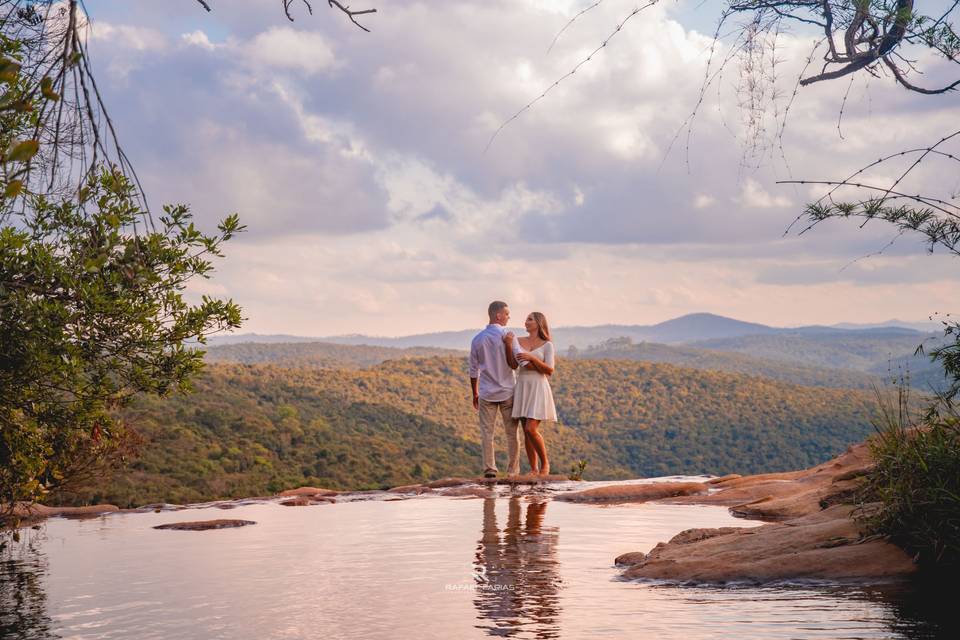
530, 311, 551, 341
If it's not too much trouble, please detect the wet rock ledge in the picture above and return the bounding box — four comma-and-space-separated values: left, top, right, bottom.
608, 442, 918, 584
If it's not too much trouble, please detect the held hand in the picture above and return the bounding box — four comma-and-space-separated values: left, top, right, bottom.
472, 394, 479, 410
516, 352, 533, 363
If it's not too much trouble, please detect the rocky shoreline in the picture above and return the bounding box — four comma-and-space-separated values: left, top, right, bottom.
3, 442, 920, 585
605, 442, 919, 584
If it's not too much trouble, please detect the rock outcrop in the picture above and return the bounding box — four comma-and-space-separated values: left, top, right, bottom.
556, 481, 708, 503
618, 505, 916, 584
277, 486, 339, 498
280, 496, 335, 506
663, 442, 875, 520
613, 442, 918, 584
438, 486, 496, 498
7, 502, 119, 524
153, 519, 256, 531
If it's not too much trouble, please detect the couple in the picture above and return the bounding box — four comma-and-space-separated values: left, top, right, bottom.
468, 301, 557, 478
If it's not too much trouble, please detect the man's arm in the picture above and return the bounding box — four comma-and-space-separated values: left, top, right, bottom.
469, 339, 480, 410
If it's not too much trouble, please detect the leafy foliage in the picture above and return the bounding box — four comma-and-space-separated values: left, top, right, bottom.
860, 386, 960, 569
0, 31, 242, 511
570, 337, 887, 389
61, 357, 882, 507
205, 341, 463, 369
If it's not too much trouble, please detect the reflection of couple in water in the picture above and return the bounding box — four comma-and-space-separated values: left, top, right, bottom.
473, 496, 561, 638
469, 301, 557, 478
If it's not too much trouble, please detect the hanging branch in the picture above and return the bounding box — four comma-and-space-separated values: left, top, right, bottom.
195, 0, 377, 31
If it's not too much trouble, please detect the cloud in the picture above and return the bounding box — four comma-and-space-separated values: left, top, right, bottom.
80, 0, 960, 334
736, 178, 793, 209
247, 26, 338, 75
693, 194, 715, 209
181, 30, 216, 51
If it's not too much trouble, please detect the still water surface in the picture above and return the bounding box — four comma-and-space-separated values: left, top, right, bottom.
1, 479, 953, 639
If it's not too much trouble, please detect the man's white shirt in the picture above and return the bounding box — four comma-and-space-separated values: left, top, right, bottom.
469, 324, 516, 402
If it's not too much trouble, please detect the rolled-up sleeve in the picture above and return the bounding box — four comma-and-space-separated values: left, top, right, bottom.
468, 338, 480, 378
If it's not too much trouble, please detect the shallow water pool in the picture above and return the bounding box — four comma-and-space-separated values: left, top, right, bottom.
1, 480, 953, 639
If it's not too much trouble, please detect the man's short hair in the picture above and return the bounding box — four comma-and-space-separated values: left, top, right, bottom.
488, 300, 508, 319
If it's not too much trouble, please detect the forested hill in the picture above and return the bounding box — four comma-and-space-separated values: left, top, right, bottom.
568, 338, 882, 389
75, 357, 880, 508
691, 330, 940, 372
205, 341, 463, 369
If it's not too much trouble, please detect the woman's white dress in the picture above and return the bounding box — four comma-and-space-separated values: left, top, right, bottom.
511, 338, 558, 422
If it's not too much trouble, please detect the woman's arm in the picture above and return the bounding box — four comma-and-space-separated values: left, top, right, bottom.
518, 343, 555, 376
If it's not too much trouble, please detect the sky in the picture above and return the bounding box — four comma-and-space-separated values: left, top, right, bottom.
81, 0, 960, 336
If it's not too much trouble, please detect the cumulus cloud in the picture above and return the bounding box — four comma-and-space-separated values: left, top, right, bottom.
246, 26, 338, 75
736, 178, 793, 209
181, 30, 216, 51
80, 0, 959, 333
693, 194, 715, 209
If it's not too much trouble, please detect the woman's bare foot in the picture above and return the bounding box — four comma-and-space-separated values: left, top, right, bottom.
538, 462, 550, 476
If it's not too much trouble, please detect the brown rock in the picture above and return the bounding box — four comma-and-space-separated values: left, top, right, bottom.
666, 441, 877, 519
8, 503, 119, 525
128, 503, 185, 512
277, 486, 338, 498
666, 527, 743, 545
387, 483, 427, 494
706, 474, 741, 485
620, 505, 916, 584
707, 470, 808, 489
439, 486, 495, 498
279, 496, 333, 506
729, 479, 862, 521
154, 519, 256, 531
555, 482, 708, 503
491, 474, 571, 485
423, 477, 475, 489
614, 551, 647, 566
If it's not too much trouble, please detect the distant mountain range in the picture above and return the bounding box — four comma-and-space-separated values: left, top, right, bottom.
209, 312, 939, 351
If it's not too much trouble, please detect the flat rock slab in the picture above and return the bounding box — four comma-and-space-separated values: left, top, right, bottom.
555, 482, 709, 503
664, 442, 877, 520
386, 484, 435, 495
416, 475, 571, 490
422, 477, 477, 489
729, 478, 861, 521
277, 486, 339, 497
127, 503, 186, 513
620, 505, 917, 585
482, 474, 571, 485
154, 519, 256, 531
280, 496, 335, 506
8, 503, 120, 526
438, 486, 496, 498
706, 474, 742, 485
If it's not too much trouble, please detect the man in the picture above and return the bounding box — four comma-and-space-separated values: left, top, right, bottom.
469, 301, 522, 478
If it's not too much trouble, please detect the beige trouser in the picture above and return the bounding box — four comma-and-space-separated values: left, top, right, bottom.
478, 396, 522, 476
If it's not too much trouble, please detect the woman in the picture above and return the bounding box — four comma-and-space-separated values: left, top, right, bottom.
502, 312, 557, 476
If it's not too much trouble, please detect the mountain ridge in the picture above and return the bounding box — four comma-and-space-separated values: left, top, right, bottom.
208, 312, 934, 351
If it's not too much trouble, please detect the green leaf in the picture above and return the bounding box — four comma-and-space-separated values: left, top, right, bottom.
40, 76, 60, 102
4, 179, 23, 198
6, 139, 39, 163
